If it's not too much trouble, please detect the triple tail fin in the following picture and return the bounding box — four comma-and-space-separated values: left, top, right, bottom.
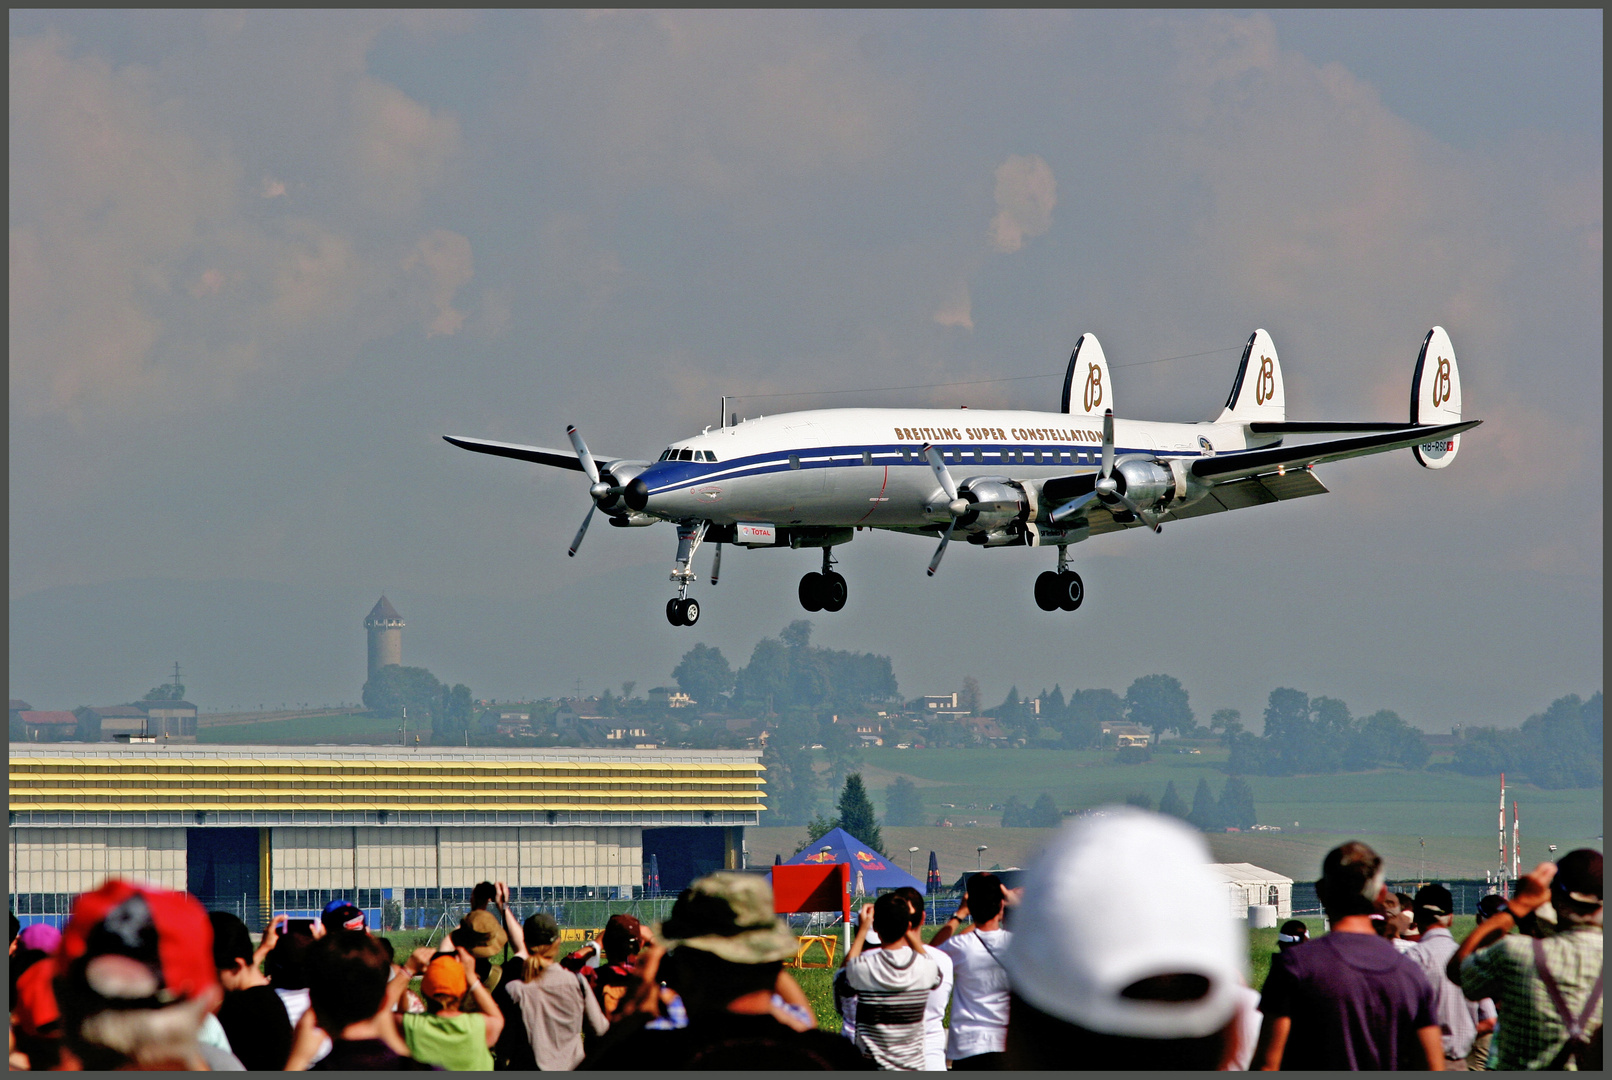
1215, 329, 1285, 424
1061, 334, 1112, 417
1410, 326, 1463, 468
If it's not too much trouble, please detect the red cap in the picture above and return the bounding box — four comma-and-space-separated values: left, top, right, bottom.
12, 957, 61, 1035
57, 880, 218, 1003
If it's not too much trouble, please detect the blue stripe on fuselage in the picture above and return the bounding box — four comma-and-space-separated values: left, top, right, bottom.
641, 443, 1202, 495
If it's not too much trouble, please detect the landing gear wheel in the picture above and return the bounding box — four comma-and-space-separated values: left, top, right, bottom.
1034, 570, 1061, 611
1057, 570, 1084, 611
681, 597, 701, 626
667, 598, 685, 626
821, 572, 848, 612
799, 572, 825, 612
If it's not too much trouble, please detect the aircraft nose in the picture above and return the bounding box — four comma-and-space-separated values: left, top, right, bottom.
625, 476, 651, 511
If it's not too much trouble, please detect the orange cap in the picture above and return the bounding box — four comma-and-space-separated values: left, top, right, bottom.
421, 955, 467, 1000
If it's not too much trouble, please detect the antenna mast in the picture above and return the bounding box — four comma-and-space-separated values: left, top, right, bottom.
1511, 801, 1520, 881
1498, 773, 1507, 897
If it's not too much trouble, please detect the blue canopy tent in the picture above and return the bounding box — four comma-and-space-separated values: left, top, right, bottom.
770, 827, 926, 895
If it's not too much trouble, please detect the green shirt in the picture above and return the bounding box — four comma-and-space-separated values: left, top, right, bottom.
1459, 923, 1602, 1071
401, 1011, 493, 1071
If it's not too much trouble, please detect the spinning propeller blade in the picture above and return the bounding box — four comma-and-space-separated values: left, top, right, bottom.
920, 442, 969, 576
568, 505, 595, 557
927, 519, 957, 577
567, 425, 600, 484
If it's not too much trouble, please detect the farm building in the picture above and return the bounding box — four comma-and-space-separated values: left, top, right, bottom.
9, 743, 763, 929
1207, 862, 1293, 919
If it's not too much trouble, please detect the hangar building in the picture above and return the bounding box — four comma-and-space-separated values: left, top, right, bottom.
9, 744, 764, 928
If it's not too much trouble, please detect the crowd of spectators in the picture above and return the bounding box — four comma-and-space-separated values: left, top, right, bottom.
7, 808, 1600, 1071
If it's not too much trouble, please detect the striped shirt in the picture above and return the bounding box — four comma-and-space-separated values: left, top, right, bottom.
845, 945, 943, 1071
1460, 923, 1602, 1071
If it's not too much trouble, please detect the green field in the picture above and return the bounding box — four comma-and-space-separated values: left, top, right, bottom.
822, 746, 1601, 881
199, 713, 407, 744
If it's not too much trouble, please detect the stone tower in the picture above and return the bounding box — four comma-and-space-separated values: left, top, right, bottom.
364, 596, 404, 681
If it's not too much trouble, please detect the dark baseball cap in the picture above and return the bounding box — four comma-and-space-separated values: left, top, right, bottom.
1553, 849, 1602, 906
1476, 894, 1509, 920
1413, 884, 1453, 917
523, 912, 560, 950
601, 913, 643, 958
320, 901, 367, 933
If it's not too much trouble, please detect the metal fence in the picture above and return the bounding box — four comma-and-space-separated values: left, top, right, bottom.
1288, 879, 1502, 918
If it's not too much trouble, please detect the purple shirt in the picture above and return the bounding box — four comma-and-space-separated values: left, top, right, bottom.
1259, 930, 1437, 1070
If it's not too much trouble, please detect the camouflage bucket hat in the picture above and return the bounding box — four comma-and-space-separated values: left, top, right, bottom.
658, 872, 798, 964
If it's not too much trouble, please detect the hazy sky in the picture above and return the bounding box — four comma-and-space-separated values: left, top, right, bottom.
9, 11, 1602, 730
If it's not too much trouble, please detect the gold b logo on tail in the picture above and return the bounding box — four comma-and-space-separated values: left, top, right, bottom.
1255, 355, 1275, 405
1083, 363, 1103, 411
1432, 357, 1452, 408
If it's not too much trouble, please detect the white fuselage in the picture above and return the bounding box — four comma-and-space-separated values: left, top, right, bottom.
632, 407, 1271, 529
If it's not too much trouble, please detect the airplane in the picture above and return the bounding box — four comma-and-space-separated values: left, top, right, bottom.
446, 326, 1477, 626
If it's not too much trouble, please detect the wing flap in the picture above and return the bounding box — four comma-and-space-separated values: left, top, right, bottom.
443, 435, 586, 472
1191, 420, 1479, 482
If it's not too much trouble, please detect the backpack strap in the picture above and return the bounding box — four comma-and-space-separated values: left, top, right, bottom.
1533, 936, 1604, 1040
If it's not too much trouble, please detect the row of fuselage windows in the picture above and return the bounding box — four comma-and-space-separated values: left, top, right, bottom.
788, 447, 1098, 469
667, 446, 1100, 468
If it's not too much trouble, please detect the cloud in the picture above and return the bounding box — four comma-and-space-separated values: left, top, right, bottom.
517, 11, 901, 199
405, 228, 474, 337
346, 76, 461, 217
933, 283, 974, 330
9, 31, 473, 418
989, 154, 1057, 253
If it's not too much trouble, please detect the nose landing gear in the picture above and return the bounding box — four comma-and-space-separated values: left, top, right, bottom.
666, 521, 707, 626
667, 596, 701, 626
798, 548, 848, 612
1034, 545, 1084, 611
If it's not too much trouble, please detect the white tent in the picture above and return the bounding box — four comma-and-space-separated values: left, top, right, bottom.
1207, 862, 1293, 920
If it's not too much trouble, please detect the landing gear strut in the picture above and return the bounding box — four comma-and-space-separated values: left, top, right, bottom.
667, 521, 707, 626
798, 548, 848, 612
1034, 545, 1083, 612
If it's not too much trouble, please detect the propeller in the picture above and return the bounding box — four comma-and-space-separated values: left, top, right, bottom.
1090, 409, 1161, 533
921, 443, 970, 576
565, 425, 618, 556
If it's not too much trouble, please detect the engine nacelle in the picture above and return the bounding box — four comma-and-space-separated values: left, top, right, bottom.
1111, 457, 1175, 511
967, 527, 1029, 547
958, 479, 1027, 532
598, 460, 650, 514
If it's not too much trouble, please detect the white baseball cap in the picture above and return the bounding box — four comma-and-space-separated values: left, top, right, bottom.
1002, 807, 1247, 1039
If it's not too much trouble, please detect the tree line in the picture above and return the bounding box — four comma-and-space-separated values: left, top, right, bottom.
1127, 776, 1257, 832
673, 620, 899, 715
1224, 688, 1431, 777
1449, 693, 1601, 790
362, 665, 474, 745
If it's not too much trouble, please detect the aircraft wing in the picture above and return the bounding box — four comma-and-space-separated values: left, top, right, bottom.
443, 435, 585, 472
1087, 467, 1331, 534
1189, 420, 1481, 484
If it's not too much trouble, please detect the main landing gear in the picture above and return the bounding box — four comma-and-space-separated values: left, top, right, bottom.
798, 548, 847, 612
1034, 545, 1084, 611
